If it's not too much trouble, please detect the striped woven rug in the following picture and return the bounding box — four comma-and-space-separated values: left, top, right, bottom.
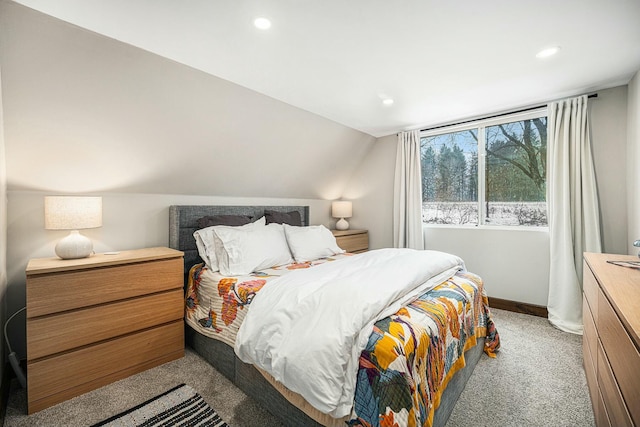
92, 384, 228, 427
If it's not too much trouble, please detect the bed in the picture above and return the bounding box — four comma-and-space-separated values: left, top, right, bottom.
169, 205, 500, 427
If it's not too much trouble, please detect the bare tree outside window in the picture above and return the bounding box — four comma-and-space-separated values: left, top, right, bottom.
420, 114, 547, 227
484, 118, 547, 226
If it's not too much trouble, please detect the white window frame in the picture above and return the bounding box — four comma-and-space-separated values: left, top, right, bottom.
420, 108, 548, 230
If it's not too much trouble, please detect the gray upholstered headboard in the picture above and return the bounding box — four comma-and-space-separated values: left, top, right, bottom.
169, 205, 310, 278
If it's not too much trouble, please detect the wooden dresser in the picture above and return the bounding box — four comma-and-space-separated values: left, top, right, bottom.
583, 252, 640, 427
26, 247, 185, 414
332, 229, 369, 253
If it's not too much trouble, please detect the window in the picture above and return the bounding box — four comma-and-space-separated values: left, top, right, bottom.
420, 110, 547, 227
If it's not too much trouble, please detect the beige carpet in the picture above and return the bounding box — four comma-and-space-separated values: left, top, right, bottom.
4, 309, 595, 427
447, 309, 595, 427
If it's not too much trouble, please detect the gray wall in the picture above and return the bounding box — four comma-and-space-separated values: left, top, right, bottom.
344, 86, 631, 306
0, 3, 375, 199
590, 86, 628, 254
344, 134, 396, 249
628, 70, 640, 255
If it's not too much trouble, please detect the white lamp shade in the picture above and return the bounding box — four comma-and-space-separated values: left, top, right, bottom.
45, 196, 103, 230
331, 201, 353, 219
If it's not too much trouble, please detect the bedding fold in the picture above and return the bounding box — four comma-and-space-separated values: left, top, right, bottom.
234, 248, 465, 418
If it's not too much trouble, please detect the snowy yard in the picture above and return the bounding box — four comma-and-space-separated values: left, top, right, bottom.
422, 202, 547, 226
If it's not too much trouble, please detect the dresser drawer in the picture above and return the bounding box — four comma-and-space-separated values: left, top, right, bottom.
27, 258, 183, 317
28, 321, 184, 412
596, 387, 612, 427
582, 297, 598, 372
583, 262, 598, 322
598, 289, 640, 425
582, 294, 597, 380
596, 339, 633, 427
582, 331, 598, 417
27, 289, 184, 360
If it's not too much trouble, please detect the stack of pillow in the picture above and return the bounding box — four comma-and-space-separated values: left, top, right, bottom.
193, 210, 345, 276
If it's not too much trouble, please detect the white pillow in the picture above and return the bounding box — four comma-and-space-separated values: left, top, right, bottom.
193, 231, 211, 268
214, 223, 293, 276
283, 224, 345, 262
193, 216, 266, 270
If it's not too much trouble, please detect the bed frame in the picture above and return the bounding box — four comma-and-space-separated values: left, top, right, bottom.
169, 205, 484, 426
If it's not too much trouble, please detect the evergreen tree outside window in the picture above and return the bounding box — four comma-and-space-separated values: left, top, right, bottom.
421, 130, 478, 225
420, 110, 547, 227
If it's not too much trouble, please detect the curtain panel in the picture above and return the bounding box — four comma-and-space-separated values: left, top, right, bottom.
393, 130, 424, 250
547, 95, 602, 334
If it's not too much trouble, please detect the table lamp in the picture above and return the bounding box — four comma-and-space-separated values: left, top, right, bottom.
332, 201, 352, 231
45, 196, 102, 259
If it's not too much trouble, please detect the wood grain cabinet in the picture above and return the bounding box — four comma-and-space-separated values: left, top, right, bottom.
26, 247, 185, 414
583, 253, 640, 427
332, 229, 369, 253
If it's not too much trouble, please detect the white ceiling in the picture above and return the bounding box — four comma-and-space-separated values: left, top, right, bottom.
12, 0, 640, 137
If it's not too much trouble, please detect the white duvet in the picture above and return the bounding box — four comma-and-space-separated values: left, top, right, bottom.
234, 248, 465, 418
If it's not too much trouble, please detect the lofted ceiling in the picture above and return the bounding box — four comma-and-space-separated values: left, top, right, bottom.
10, 0, 640, 137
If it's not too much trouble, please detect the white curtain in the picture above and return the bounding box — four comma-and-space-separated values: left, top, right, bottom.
548, 95, 602, 334
393, 130, 425, 250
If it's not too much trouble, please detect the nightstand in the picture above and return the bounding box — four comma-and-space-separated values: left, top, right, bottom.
332, 229, 369, 253
25, 247, 185, 414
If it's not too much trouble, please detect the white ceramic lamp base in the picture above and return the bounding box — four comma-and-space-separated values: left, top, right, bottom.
335, 218, 350, 230
55, 230, 94, 259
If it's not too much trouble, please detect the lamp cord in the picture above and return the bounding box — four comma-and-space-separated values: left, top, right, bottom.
3, 307, 26, 355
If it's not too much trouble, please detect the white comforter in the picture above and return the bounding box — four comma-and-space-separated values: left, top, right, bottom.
234, 248, 465, 418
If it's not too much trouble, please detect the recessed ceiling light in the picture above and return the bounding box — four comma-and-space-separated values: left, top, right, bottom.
254, 17, 272, 30
536, 46, 560, 59
382, 98, 394, 106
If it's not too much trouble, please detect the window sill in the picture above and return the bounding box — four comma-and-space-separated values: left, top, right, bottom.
422, 223, 549, 232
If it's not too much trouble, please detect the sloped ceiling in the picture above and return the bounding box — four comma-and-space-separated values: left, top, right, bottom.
9, 0, 640, 137
0, 2, 375, 198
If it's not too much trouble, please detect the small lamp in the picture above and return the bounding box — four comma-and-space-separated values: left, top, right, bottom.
45, 196, 102, 259
332, 201, 352, 231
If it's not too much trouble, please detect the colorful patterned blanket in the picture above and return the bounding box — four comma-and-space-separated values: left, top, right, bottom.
185, 254, 354, 346
184, 256, 500, 427
347, 272, 499, 427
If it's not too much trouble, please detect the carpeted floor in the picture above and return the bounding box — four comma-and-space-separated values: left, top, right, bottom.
3, 308, 594, 427
446, 309, 595, 427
